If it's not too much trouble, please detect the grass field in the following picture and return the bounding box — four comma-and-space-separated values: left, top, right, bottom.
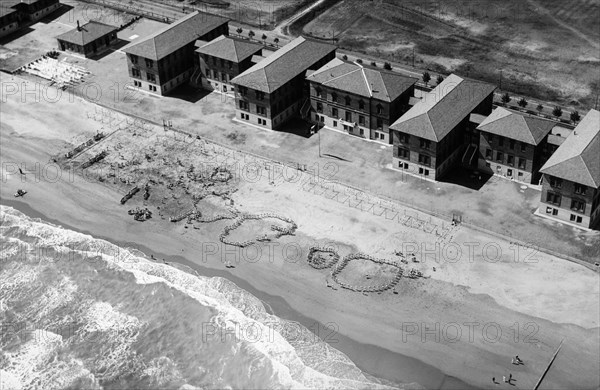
302, 0, 600, 108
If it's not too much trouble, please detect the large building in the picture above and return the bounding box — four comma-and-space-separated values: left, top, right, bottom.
390, 74, 496, 180
306, 58, 416, 143
57, 21, 118, 58
231, 36, 336, 129
123, 11, 228, 95
538, 109, 600, 229
196, 36, 264, 94
477, 107, 556, 184
1, 0, 60, 38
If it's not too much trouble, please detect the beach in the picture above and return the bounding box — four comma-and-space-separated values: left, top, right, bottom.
1, 75, 599, 389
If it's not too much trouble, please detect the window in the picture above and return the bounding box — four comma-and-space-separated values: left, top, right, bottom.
315, 88, 322, 98
380, 133, 385, 140
520, 142, 527, 152
509, 140, 515, 150
145, 59, 153, 67
398, 148, 410, 158
316, 102, 323, 113
507, 155, 514, 166
485, 148, 492, 159
345, 96, 351, 106
570, 214, 577, 222
228, 61, 233, 70
549, 176, 562, 188
418, 154, 431, 167
130, 55, 138, 64
332, 108, 338, 118
496, 151, 503, 162
546, 192, 561, 206
320, 116, 325, 123
424, 169, 429, 176
377, 118, 383, 129
239, 86, 248, 96
134, 80, 141, 87
376, 104, 383, 114
256, 105, 266, 116
359, 115, 365, 125
398, 133, 409, 143
220, 58, 224, 67
574, 184, 587, 195
148, 85, 157, 92
507, 169, 513, 176
256, 91, 265, 100
571, 199, 585, 213
498, 136, 504, 147
518, 158, 526, 170
420, 139, 431, 149
359, 128, 364, 135
146, 72, 156, 83
221, 73, 227, 82
359, 100, 365, 109
132, 68, 141, 78
239, 101, 249, 111
331, 93, 337, 102
333, 121, 337, 127
345, 111, 352, 122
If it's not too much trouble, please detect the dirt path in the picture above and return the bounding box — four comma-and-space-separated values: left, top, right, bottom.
273, 0, 326, 36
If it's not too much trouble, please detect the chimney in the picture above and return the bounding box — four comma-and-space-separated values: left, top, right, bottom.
77, 20, 81, 31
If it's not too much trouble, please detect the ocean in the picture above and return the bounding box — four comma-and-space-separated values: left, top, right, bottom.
0, 205, 412, 390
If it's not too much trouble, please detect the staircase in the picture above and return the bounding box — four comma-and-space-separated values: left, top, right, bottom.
189, 67, 203, 88
462, 144, 478, 167
299, 98, 312, 120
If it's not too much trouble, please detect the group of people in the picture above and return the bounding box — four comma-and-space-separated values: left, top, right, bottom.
492, 356, 523, 385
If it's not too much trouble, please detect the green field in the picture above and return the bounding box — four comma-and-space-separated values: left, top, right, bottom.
302, 0, 600, 107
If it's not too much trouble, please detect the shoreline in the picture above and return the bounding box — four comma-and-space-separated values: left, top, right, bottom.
1, 198, 476, 390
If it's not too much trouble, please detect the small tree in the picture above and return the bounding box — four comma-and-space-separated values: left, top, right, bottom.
342, 54, 348, 60
552, 106, 563, 118
236, 27, 243, 36
248, 30, 255, 40
274, 37, 279, 47
261, 33, 267, 43
570, 110, 581, 123
370, 61, 377, 67
436, 75, 444, 84
383, 62, 392, 70
422, 71, 431, 86
501, 92, 511, 104
518, 97, 528, 108
356, 58, 363, 64
536, 103, 544, 113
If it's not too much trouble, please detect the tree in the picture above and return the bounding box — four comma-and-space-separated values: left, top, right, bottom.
570, 110, 581, 123
274, 37, 279, 47
342, 54, 348, 60
383, 62, 392, 70
236, 27, 243, 36
422, 71, 431, 86
536, 103, 544, 113
370, 61, 377, 67
248, 30, 255, 40
518, 97, 528, 108
436, 74, 444, 84
261, 33, 267, 42
356, 58, 363, 64
552, 106, 562, 118
501, 92, 511, 104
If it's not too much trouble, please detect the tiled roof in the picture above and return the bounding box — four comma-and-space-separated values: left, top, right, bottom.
196, 35, 263, 63
389, 74, 497, 142
230, 36, 336, 93
56, 21, 117, 46
477, 107, 555, 145
307, 59, 416, 102
123, 11, 228, 60
540, 109, 600, 188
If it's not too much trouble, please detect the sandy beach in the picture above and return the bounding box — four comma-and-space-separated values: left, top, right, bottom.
1, 76, 599, 389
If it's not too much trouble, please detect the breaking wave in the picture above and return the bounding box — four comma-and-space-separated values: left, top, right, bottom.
0, 205, 409, 390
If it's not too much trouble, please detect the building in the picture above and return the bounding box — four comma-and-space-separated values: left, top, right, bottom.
538, 109, 600, 229
390, 74, 496, 180
1, 0, 60, 38
195, 36, 264, 94
477, 107, 556, 184
231, 36, 336, 129
56, 21, 118, 58
306, 58, 416, 143
123, 11, 229, 95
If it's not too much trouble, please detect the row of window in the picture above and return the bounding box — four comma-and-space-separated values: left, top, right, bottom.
545, 192, 586, 213
548, 176, 587, 195
545, 207, 584, 224
315, 105, 384, 128
240, 113, 267, 126
314, 89, 384, 112
485, 149, 527, 169
398, 162, 430, 176
489, 134, 528, 152
206, 69, 229, 83
204, 54, 234, 70
131, 68, 156, 83
237, 86, 266, 101
397, 148, 431, 166
132, 80, 157, 92
397, 133, 432, 150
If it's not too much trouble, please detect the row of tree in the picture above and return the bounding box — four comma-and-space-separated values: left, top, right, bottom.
235, 28, 279, 46
500, 92, 581, 122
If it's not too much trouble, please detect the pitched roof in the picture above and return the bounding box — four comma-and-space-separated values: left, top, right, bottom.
477, 107, 555, 145
195, 35, 263, 63
540, 109, 600, 188
56, 21, 117, 46
230, 36, 336, 93
389, 74, 497, 142
307, 59, 416, 102
123, 11, 228, 60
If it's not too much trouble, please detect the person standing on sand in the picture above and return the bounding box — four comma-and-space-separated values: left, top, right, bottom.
503, 376, 507, 383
